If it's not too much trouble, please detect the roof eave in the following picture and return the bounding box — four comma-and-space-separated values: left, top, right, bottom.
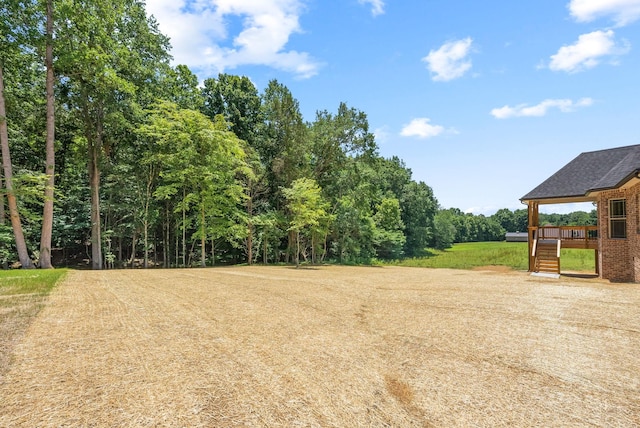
520, 194, 595, 205
522, 172, 640, 204
586, 171, 640, 196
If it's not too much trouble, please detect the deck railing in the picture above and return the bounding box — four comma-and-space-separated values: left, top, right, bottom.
528, 226, 598, 249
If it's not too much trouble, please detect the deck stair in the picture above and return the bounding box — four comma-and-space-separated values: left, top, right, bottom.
532, 239, 561, 274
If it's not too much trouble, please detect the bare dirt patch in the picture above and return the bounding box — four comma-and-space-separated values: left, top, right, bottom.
0, 292, 51, 383
471, 265, 515, 273
1, 266, 639, 427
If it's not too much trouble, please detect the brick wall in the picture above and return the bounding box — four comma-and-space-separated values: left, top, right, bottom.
597, 184, 640, 282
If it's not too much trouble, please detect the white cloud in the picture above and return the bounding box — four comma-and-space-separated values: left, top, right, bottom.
464, 206, 501, 215
422, 38, 473, 82
491, 98, 594, 119
568, 0, 640, 26
549, 30, 630, 73
145, 0, 321, 79
373, 126, 391, 144
400, 118, 445, 139
358, 0, 385, 16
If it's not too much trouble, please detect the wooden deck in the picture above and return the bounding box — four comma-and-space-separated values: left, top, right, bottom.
529, 226, 598, 249
528, 226, 599, 275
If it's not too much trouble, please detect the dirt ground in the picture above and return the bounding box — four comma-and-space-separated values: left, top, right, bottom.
1, 266, 639, 427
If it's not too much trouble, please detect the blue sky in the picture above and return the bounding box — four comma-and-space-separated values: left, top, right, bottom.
145, 0, 640, 215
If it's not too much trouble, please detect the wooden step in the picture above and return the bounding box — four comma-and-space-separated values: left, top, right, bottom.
534, 240, 560, 274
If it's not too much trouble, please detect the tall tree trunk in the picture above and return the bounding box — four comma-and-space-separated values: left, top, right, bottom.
83, 96, 103, 270
143, 217, 148, 268
247, 224, 253, 265
187, 238, 195, 267
175, 226, 178, 268
263, 237, 268, 264
246, 193, 253, 265
0, 173, 7, 269
88, 137, 102, 269
286, 231, 295, 263
200, 204, 206, 267
143, 163, 155, 269
0, 174, 4, 224
321, 232, 329, 263
164, 203, 169, 267
295, 231, 300, 268
129, 230, 137, 268
182, 187, 186, 268
39, 0, 56, 268
162, 206, 167, 267
0, 63, 33, 269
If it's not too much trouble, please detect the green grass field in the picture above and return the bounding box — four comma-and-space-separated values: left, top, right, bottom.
392, 242, 597, 272
0, 269, 67, 301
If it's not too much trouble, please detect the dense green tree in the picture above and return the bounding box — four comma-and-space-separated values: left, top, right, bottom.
331, 195, 375, 263
513, 209, 529, 232
140, 101, 246, 267
401, 181, 437, 256
200, 75, 270, 264
282, 177, 330, 267
433, 210, 456, 250
0, 0, 37, 268
55, 0, 170, 269
310, 103, 377, 195
374, 156, 412, 201
260, 80, 310, 261
493, 208, 516, 233
38, 0, 55, 268
162, 65, 203, 111
367, 156, 440, 257
373, 197, 405, 259
261, 80, 309, 203
442, 208, 505, 243
539, 210, 597, 227
238, 148, 268, 265
254, 210, 286, 264
201, 74, 262, 147
0, 64, 33, 268
473, 215, 504, 241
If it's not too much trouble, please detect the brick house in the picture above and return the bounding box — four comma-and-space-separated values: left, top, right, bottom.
521, 144, 640, 282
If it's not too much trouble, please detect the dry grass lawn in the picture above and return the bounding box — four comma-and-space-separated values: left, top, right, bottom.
1, 265, 639, 427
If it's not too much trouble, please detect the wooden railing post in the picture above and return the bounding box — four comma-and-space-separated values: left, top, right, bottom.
528, 202, 539, 272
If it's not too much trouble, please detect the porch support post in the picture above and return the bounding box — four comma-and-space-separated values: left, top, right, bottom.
527, 201, 539, 272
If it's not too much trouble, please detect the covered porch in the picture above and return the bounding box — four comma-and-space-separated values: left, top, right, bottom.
521, 144, 640, 282
525, 200, 599, 276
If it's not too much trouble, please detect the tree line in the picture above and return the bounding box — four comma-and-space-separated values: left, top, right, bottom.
0, 1, 598, 269
1, 0, 439, 268
432, 208, 598, 250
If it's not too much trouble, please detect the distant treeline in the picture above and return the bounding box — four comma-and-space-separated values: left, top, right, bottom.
433, 208, 598, 249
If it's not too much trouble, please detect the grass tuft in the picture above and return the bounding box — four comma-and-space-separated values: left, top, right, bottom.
0, 269, 67, 298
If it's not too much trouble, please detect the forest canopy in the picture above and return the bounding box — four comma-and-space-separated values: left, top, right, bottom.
0, 0, 595, 268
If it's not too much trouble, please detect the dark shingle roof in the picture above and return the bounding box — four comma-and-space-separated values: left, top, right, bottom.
521, 144, 640, 201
